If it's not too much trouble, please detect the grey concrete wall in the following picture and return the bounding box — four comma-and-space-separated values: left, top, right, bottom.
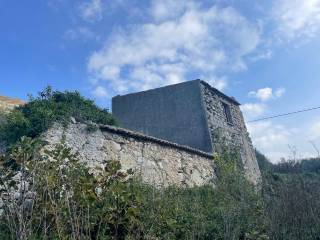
112, 80, 213, 153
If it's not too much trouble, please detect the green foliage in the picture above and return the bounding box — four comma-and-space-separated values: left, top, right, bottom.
124, 150, 267, 240
0, 137, 267, 240
0, 137, 140, 240
255, 150, 320, 174
0, 86, 117, 146
213, 153, 268, 240
262, 159, 320, 240
255, 150, 273, 172
255, 151, 320, 239
3, 87, 320, 239
271, 157, 320, 174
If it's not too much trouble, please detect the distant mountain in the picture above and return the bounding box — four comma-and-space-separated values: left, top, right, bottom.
0, 95, 24, 112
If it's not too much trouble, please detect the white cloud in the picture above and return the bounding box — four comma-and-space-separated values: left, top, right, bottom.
249, 87, 273, 101
247, 121, 295, 162
272, 0, 320, 42
205, 76, 228, 91
88, 2, 260, 95
64, 27, 98, 41
69, 0, 320, 162
309, 120, 320, 140
274, 87, 286, 98
248, 87, 285, 101
79, 0, 103, 23
248, 119, 320, 162
248, 121, 291, 148
247, 121, 320, 163
250, 50, 273, 61
240, 103, 266, 119
150, 0, 193, 22
92, 86, 108, 98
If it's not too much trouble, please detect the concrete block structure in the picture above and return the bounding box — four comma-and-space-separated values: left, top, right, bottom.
112, 80, 261, 184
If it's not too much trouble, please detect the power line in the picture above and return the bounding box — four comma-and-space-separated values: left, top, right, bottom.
246, 106, 320, 123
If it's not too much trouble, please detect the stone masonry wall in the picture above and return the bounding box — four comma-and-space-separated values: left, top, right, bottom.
44, 122, 216, 187
200, 82, 261, 185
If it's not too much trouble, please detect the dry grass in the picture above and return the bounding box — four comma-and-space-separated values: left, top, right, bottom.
0, 96, 24, 111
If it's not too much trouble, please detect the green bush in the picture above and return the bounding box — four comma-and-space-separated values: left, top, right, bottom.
262, 168, 320, 239
2, 87, 320, 239
0, 86, 117, 146
0, 137, 267, 240
255, 150, 273, 172
0, 137, 141, 240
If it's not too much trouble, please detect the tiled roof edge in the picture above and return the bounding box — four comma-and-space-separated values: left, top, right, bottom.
199, 80, 241, 105
98, 124, 214, 159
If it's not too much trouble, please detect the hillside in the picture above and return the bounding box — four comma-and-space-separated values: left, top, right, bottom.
0, 95, 24, 111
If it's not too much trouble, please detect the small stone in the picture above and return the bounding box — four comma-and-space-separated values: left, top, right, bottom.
95, 187, 102, 196
110, 141, 121, 151
14, 192, 21, 200
136, 157, 144, 164
70, 117, 76, 124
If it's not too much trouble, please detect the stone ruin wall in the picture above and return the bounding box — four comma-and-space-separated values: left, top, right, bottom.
44, 122, 216, 187
200, 82, 261, 184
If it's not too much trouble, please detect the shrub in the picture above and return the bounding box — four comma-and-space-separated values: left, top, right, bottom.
0, 137, 141, 240
262, 169, 320, 239
0, 86, 117, 146
0, 137, 267, 240
255, 150, 273, 172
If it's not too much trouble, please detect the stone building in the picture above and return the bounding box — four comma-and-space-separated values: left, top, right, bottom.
112, 79, 260, 184
0, 81, 261, 186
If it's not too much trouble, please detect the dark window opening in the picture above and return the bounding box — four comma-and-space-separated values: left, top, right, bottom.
222, 102, 233, 125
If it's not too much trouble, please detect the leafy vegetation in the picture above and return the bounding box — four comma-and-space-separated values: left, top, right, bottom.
0, 137, 267, 240
0, 87, 117, 146
256, 151, 320, 240
1, 137, 320, 240
0, 137, 141, 240
262, 170, 320, 239
1, 88, 320, 239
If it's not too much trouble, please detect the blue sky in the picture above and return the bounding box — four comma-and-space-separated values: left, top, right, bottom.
1, 0, 320, 162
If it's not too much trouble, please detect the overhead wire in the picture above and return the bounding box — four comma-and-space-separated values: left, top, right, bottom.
246, 106, 320, 123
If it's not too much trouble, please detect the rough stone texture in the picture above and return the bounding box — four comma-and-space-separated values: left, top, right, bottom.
200, 81, 261, 185
112, 80, 261, 185
44, 123, 216, 187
